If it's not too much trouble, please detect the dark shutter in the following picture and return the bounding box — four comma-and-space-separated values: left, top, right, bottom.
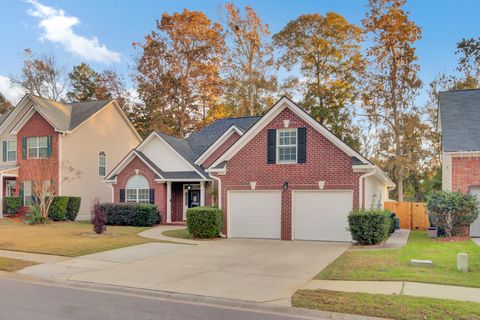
19, 183, 24, 206
47, 136, 52, 158
149, 189, 155, 204
22, 137, 27, 160
267, 129, 276, 164
298, 127, 307, 163
2, 141, 6, 162
119, 189, 125, 203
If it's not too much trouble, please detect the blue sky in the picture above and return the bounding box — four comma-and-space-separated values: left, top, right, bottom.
1, 0, 479, 105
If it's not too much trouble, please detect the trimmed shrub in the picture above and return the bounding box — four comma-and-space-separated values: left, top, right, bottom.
4, 196, 22, 216
427, 191, 479, 237
48, 196, 69, 221
99, 203, 159, 227
348, 209, 392, 245
186, 206, 223, 239
91, 199, 106, 234
65, 197, 81, 221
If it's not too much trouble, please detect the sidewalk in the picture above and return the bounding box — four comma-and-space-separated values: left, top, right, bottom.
0, 249, 67, 264
302, 279, 480, 303
138, 225, 199, 245
473, 238, 480, 246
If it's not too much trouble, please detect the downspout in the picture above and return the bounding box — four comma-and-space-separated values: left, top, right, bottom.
358, 168, 376, 210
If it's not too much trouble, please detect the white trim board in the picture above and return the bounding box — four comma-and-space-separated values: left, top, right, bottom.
104, 149, 165, 182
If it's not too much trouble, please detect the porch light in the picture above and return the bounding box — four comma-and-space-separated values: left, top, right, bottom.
283, 181, 289, 190
186, 185, 192, 190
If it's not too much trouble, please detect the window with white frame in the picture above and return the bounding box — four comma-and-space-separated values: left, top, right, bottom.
277, 128, 297, 163
27, 136, 48, 159
98, 151, 106, 176
125, 175, 149, 203
7, 141, 16, 161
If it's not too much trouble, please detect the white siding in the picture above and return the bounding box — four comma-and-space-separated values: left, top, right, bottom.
442, 152, 452, 191
61, 103, 140, 219
364, 175, 387, 209
141, 137, 193, 172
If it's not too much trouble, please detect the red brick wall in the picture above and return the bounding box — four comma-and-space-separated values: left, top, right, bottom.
112, 156, 168, 224
171, 182, 184, 222
16, 111, 59, 194
216, 107, 362, 240
452, 156, 480, 193
202, 131, 241, 169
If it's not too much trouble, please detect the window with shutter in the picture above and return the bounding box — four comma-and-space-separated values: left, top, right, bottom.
267, 129, 276, 164
277, 128, 297, 163
297, 127, 306, 163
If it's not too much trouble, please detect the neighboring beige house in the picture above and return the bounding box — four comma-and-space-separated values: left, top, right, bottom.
0, 94, 141, 219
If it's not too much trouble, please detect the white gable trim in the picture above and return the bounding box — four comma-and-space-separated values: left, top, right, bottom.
68, 100, 142, 142
210, 96, 370, 169
0, 94, 34, 135
194, 125, 243, 165
104, 149, 165, 182
137, 131, 208, 179
9, 106, 64, 135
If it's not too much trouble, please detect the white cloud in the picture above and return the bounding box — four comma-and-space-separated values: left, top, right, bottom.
0, 76, 26, 105
26, 0, 121, 64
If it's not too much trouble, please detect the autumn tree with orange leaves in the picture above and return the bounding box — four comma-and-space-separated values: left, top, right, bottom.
361, 0, 422, 201
222, 3, 277, 117
134, 9, 225, 138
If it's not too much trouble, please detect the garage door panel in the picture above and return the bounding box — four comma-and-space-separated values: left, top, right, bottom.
294, 191, 352, 242
229, 191, 281, 239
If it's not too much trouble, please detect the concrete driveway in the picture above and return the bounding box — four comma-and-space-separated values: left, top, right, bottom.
20, 232, 349, 304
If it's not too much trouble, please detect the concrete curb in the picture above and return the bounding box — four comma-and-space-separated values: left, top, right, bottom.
11, 277, 384, 320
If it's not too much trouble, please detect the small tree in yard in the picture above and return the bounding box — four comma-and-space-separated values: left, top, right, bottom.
427, 191, 479, 237
23, 157, 58, 223
91, 199, 106, 234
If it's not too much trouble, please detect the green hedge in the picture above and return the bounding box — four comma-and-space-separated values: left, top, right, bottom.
65, 197, 81, 221
99, 203, 159, 227
48, 196, 69, 221
4, 196, 22, 215
348, 209, 392, 245
186, 206, 223, 239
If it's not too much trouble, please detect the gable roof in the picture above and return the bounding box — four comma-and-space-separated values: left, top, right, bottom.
3, 94, 141, 140
439, 89, 480, 152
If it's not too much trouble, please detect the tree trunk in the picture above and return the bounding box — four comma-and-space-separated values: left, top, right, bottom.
396, 168, 404, 202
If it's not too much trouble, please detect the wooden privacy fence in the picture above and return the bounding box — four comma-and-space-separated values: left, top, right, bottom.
384, 201, 429, 230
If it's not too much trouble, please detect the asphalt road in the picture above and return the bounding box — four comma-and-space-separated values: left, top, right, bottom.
0, 278, 324, 320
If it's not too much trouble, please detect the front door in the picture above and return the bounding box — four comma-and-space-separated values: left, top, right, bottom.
188, 190, 201, 208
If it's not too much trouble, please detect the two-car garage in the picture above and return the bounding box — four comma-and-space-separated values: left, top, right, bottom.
227, 190, 352, 242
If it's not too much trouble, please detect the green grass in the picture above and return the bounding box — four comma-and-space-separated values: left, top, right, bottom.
292, 289, 480, 320
161, 228, 193, 239
0, 257, 37, 272
317, 230, 480, 287
0, 219, 160, 257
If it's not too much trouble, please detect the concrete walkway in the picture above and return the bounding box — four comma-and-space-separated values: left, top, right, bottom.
351, 229, 410, 250
302, 279, 480, 304
138, 225, 199, 245
473, 238, 480, 246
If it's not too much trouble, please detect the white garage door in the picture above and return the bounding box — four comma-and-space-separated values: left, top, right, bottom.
228, 191, 281, 239
293, 191, 352, 241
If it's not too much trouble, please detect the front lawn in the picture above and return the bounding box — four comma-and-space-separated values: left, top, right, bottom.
0, 219, 159, 257
293, 289, 480, 320
161, 228, 192, 239
317, 231, 480, 287
0, 257, 37, 272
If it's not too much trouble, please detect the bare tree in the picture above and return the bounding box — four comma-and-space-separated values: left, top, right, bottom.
12, 49, 67, 101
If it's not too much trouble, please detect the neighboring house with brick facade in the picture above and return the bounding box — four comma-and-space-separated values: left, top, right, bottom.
0, 94, 141, 219
106, 96, 394, 241
439, 89, 480, 237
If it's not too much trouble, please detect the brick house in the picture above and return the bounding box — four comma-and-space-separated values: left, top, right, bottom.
106, 97, 394, 241
439, 89, 480, 237
0, 94, 141, 219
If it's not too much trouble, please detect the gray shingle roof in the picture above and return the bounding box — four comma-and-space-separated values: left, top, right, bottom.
439, 89, 480, 152
186, 116, 261, 156
6, 94, 113, 132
